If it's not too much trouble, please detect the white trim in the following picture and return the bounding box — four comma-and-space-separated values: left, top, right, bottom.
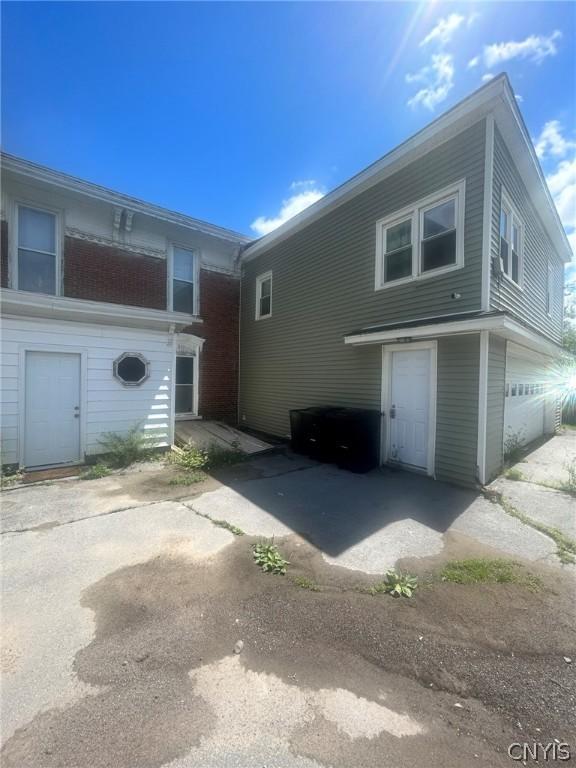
255, 270, 273, 320
2, 152, 250, 246
0, 288, 203, 331
381, 341, 437, 477
10, 199, 63, 296
168, 243, 201, 315
375, 180, 465, 290
481, 115, 494, 311
477, 330, 489, 485
499, 188, 524, 288
345, 313, 561, 357
19, 345, 88, 469
173, 332, 204, 419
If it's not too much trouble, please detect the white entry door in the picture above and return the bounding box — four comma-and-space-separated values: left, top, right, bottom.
24, 351, 81, 468
389, 348, 431, 470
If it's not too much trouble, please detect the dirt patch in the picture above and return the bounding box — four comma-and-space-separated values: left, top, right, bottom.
2, 535, 575, 768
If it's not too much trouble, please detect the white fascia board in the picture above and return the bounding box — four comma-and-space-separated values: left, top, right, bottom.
0, 289, 203, 331
1, 153, 250, 246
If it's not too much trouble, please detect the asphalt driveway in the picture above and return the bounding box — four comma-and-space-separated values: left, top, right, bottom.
1, 435, 575, 767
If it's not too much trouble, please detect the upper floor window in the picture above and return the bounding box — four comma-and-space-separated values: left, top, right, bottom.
375, 180, 465, 290
255, 271, 272, 319
171, 246, 197, 314
499, 191, 523, 285
17, 205, 58, 295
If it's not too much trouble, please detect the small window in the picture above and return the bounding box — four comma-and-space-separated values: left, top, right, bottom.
175, 356, 195, 414
383, 218, 413, 283
511, 384, 517, 396
113, 353, 149, 386
172, 246, 197, 314
421, 197, 456, 272
499, 191, 522, 286
17, 205, 58, 294
256, 271, 272, 319
518, 383, 524, 396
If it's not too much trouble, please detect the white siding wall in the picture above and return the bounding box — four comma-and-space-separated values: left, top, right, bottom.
1, 317, 175, 466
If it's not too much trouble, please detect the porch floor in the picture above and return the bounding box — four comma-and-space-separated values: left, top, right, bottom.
175, 420, 274, 455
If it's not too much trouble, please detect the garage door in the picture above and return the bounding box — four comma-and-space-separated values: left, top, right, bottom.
504, 346, 551, 447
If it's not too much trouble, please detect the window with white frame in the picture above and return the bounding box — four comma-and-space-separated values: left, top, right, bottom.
376, 181, 464, 289
175, 355, 195, 414
546, 262, 554, 316
499, 192, 522, 285
172, 246, 197, 314
17, 205, 58, 295
255, 271, 272, 319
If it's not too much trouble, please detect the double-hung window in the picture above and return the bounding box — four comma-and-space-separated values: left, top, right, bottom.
175, 355, 195, 415
499, 192, 522, 285
376, 181, 464, 289
255, 271, 272, 319
172, 246, 197, 314
17, 205, 58, 295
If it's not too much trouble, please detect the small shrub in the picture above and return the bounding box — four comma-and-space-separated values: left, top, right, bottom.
441, 558, 541, 590
293, 575, 320, 591
172, 441, 245, 474
0, 467, 23, 489
562, 460, 576, 495
81, 463, 111, 480
504, 430, 525, 465
98, 424, 153, 468
505, 468, 524, 481
253, 539, 289, 575
368, 569, 418, 598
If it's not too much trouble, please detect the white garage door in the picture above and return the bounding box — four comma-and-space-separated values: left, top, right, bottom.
504, 346, 551, 447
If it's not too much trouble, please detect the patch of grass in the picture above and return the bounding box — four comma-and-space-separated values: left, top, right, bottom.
168, 471, 207, 486
293, 575, 320, 591
98, 424, 153, 468
503, 430, 525, 466
505, 468, 524, 481
367, 569, 418, 598
561, 459, 576, 495
0, 467, 23, 489
490, 491, 576, 565
171, 440, 245, 474
194, 511, 244, 535
253, 539, 289, 574
81, 463, 111, 481
440, 558, 542, 590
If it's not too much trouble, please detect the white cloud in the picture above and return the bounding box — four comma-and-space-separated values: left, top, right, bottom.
481, 73, 495, 83
535, 120, 576, 160
467, 12, 480, 28
546, 158, 576, 233
515, 93, 523, 103
406, 53, 454, 111
482, 30, 561, 68
250, 181, 325, 237
467, 56, 480, 68
420, 13, 465, 47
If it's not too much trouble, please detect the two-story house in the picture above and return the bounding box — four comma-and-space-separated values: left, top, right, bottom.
238, 74, 571, 487
0, 155, 248, 469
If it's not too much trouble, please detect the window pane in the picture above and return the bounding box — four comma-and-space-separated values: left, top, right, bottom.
511, 250, 519, 283
117, 356, 147, 384
18, 249, 56, 294
386, 220, 411, 253
176, 385, 194, 413
512, 223, 520, 252
500, 208, 508, 239
500, 237, 509, 273
173, 280, 195, 313
174, 247, 195, 282
176, 356, 194, 385
259, 294, 271, 317
421, 230, 456, 272
423, 199, 455, 239
385, 246, 412, 282
260, 277, 271, 298
18, 207, 56, 253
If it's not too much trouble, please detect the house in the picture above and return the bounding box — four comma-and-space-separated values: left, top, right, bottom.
0, 74, 571, 486
0, 154, 249, 470
238, 74, 571, 487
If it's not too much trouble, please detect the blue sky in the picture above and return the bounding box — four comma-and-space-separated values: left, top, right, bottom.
2, 1, 575, 262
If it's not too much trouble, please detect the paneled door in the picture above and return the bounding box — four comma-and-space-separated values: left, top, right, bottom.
389, 349, 431, 470
24, 351, 81, 468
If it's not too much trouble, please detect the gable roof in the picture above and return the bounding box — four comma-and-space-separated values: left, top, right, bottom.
241, 73, 572, 263
1, 152, 251, 246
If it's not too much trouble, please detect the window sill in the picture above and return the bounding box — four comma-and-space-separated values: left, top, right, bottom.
255, 314, 272, 321
500, 272, 524, 292
375, 261, 463, 291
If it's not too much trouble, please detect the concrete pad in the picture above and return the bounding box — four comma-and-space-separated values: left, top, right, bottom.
1, 501, 233, 741
492, 479, 576, 539
510, 432, 576, 486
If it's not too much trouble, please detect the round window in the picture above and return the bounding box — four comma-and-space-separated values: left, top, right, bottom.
113, 353, 149, 386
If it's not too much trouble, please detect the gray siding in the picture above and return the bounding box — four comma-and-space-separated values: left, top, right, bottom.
240, 120, 487, 452
435, 334, 480, 486
485, 333, 506, 481
490, 126, 564, 343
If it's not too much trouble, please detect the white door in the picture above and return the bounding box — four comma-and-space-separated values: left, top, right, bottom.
24, 351, 81, 468
504, 349, 548, 446
389, 349, 431, 470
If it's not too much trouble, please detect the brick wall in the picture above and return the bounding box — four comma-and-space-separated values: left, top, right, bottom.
184, 269, 239, 424
1, 221, 8, 289
64, 236, 167, 309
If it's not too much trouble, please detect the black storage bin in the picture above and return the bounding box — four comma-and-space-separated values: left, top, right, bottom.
289, 407, 338, 460
323, 408, 380, 473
